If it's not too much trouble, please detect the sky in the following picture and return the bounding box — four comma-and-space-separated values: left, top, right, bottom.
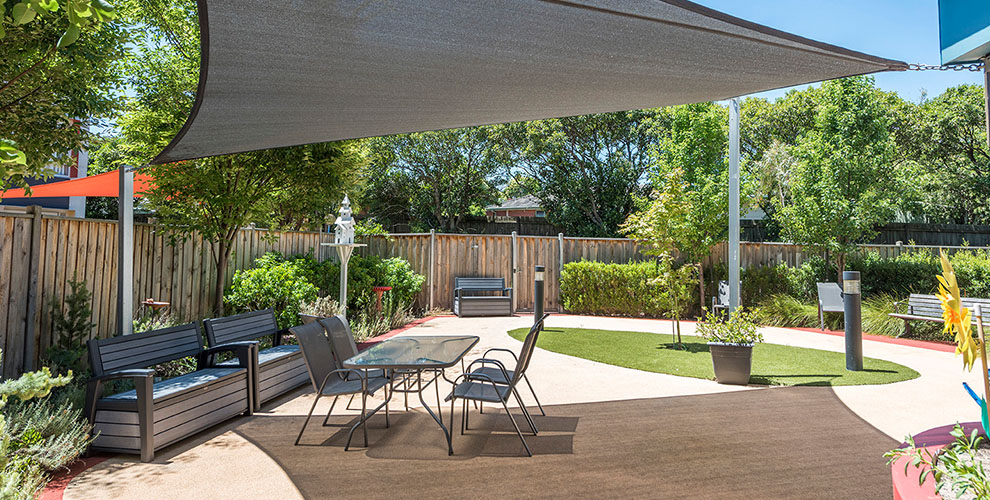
695, 0, 983, 102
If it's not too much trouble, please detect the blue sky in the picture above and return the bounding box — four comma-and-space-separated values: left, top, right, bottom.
696, 0, 983, 102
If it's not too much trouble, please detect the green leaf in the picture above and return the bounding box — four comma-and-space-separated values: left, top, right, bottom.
12, 3, 37, 24
0, 142, 28, 166
57, 24, 81, 48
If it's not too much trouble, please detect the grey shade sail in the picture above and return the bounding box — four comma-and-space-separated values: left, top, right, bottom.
152, 0, 907, 164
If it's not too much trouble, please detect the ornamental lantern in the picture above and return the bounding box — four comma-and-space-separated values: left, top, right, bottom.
334, 195, 355, 245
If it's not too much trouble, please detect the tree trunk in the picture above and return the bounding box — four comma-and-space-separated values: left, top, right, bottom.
836, 252, 846, 287
213, 239, 233, 316
697, 262, 706, 314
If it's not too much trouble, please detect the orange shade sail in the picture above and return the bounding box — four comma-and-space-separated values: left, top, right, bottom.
1, 170, 154, 198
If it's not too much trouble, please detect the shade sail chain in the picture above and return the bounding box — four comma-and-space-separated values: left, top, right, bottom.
906, 61, 984, 72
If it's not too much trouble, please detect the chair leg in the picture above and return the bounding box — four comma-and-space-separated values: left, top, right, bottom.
435, 371, 443, 422
362, 391, 369, 448
499, 398, 532, 457
522, 374, 546, 416
513, 388, 539, 435
404, 376, 409, 411
322, 395, 339, 427
449, 396, 456, 454
346, 394, 356, 411
384, 382, 390, 428
295, 392, 322, 446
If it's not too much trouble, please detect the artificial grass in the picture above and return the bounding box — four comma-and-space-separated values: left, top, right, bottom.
509, 327, 920, 386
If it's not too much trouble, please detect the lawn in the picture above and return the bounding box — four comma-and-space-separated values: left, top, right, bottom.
509, 327, 920, 386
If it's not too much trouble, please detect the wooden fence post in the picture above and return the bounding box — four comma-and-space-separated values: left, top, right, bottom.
429, 229, 435, 310
22, 206, 43, 372
511, 231, 518, 313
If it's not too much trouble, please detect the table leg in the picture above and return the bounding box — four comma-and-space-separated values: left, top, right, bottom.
416, 370, 454, 455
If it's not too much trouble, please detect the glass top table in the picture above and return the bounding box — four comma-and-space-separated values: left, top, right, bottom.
341, 335, 479, 455
342, 335, 479, 370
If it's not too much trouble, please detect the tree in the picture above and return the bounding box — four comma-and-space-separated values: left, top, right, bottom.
1, 0, 124, 190
775, 76, 902, 281
144, 142, 365, 315
908, 85, 990, 224
506, 111, 656, 237
364, 127, 506, 232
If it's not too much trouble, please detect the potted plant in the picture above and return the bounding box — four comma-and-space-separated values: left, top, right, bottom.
697, 308, 763, 385
299, 296, 342, 324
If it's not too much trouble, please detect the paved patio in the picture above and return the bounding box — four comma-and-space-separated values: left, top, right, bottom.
62, 315, 980, 500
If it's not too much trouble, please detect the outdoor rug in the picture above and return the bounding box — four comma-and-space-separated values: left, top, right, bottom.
234, 387, 896, 500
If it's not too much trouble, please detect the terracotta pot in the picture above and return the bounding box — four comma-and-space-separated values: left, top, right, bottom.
708, 342, 754, 385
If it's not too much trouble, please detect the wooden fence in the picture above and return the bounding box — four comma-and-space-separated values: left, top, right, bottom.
3, 211, 988, 377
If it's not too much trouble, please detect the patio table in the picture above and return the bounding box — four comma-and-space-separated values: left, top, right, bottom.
343, 335, 479, 454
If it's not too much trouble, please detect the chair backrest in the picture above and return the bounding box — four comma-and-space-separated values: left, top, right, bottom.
87, 322, 203, 377
317, 315, 360, 369
289, 321, 336, 392
511, 313, 550, 386
455, 277, 506, 292
203, 309, 280, 346
816, 282, 844, 312
716, 281, 731, 306
907, 294, 990, 324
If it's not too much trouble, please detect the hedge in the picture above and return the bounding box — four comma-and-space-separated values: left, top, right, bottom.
560, 260, 694, 317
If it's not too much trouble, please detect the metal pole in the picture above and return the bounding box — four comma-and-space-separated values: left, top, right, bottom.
975, 305, 990, 412
429, 229, 436, 310
843, 270, 862, 371
728, 97, 741, 312
534, 265, 545, 325
558, 232, 564, 311
338, 246, 353, 320
983, 56, 990, 152
511, 231, 518, 314
117, 166, 134, 335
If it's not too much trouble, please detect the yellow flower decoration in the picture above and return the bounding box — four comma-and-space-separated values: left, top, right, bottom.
937, 250, 979, 371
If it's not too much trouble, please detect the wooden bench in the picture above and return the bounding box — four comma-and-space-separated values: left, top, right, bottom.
204, 309, 309, 411
84, 323, 254, 462
889, 294, 990, 337
453, 277, 512, 317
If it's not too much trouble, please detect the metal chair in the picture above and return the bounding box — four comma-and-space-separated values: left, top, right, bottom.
465, 313, 550, 416
446, 315, 548, 456
291, 321, 389, 449
712, 280, 732, 317
816, 282, 845, 330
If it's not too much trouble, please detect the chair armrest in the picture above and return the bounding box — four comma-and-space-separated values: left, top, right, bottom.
273, 328, 291, 347
466, 358, 512, 384
503, 287, 512, 296
482, 347, 519, 363
318, 368, 370, 395
84, 369, 156, 425
198, 342, 257, 369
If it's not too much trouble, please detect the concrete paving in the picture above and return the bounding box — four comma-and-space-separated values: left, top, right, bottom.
64, 314, 981, 500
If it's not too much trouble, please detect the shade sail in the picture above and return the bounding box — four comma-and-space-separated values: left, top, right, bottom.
0, 170, 153, 198
152, 0, 907, 164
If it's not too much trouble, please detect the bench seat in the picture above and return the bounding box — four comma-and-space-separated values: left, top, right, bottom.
86, 323, 254, 461
454, 277, 512, 317
205, 310, 309, 409
889, 294, 990, 337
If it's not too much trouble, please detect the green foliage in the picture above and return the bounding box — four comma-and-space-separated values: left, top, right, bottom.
299, 296, 341, 318
0, 0, 125, 190
504, 110, 656, 237
363, 126, 506, 232
886, 424, 990, 500
227, 252, 425, 328
44, 275, 95, 374
3, 397, 93, 472
0, 349, 77, 500
225, 259, 319, 329
775, 76, 905, 277
697, 308, 763, 345
560, 260, 696, 318
350, 294, 415, 342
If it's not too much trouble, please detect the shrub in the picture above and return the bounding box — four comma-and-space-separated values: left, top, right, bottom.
697, 308, 763, 344
751, 294, 828, 329
225, 259, 319, 329
350, 295, 416, 341
44, 275, 96, 375
3, 398, 93, 472
299, 296, 342, 318
560, 260, 696, 317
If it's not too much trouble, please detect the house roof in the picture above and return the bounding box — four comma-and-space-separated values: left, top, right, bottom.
149, 0, 905, 165
486, 195, 543, 211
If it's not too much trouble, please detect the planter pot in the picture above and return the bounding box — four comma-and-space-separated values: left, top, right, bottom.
298, 313, 324, 325
708, 342, 754, 385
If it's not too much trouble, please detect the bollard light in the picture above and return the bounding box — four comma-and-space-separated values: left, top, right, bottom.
843, 271, 863, 371
534, 265, 545, 326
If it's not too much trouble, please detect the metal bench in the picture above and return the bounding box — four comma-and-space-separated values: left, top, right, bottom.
889, 294, 990, 337
816, 282, 845, 331
204, 309, 310, 411
84, 323, 254, 462
453, 277, 512, 317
